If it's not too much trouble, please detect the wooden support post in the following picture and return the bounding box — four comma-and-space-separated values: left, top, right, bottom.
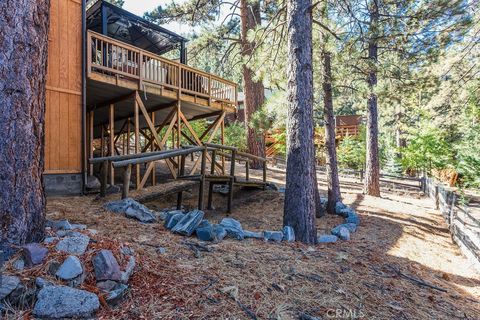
263, 160, 267, 189
127, 118, 131, 155
101, 126, 105, 157
245, 160, 250, 181
198, 147, 207, 210
109, 104, 115, 186
228, 149, 236, 213
100, 160, 108, 197
122, 164, 132, 199
151, 112, 156, 186
221, 116, 225, 174
177, 101, 181, 164
177, 154, 186, 210
89, 111, 94, 175
134, 98, 140, 189
207, 149, 216, 210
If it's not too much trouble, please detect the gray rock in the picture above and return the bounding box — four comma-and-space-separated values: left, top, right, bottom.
338, 207, 355, 218
331, 226, 350, 240
164, 212, 185, 230
195, 221, 215, 241
86, 175, 101, 190
56, 256, 83, 281
106, 184, 121, 194
171, 210, 204, 236
70, 224, 87, 230
120, 256, 136, 283
33, 286, 100, 319
220, 218, 244, 240
97, 280, 119, 292
120, 246, 134, 256
345, 211, 360, 226
0, 276, 20, 300
335, 202, 347, 215
213, 184, 230, 195
56, 230, 83, 237
157, 247, 167, 254
55, 235, 90, 255
278, 187, 286, 193
106, 284, 128, 306
13, 259, 25, 271
35, 277, 54, 289
43, 236, 59, 244
282, 226, 295, 242
93, 250, 121, 281
332, 223, 357, 233
243, 230, 263, 239
212, 225, 227, 241
263, 231, 284, 242
104, 198, 156, 223
87, 229, 98, 235
47, 219, 72, 231
22, 243, 48, 266
317, 234, 338, 243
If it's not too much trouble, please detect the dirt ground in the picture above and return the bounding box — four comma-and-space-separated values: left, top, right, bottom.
43, 164, 480, 319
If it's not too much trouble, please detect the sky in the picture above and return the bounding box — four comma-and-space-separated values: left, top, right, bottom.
123, 0, 191, 35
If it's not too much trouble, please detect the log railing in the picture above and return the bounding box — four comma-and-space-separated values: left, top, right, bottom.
87, 30, 237, 105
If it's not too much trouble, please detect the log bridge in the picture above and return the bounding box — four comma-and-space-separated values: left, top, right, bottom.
90, 144, 267, 213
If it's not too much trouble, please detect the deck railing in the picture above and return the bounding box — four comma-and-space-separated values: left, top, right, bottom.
87, 30, 237, 105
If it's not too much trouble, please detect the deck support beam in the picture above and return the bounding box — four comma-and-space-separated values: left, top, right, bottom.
109, 104, 115, 186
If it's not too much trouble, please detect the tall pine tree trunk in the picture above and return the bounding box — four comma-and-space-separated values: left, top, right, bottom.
284, 0, 317, 244
240, 0, 265, 168
322, 51, 342, 213
0, 0, 50, 245
364, 1, 381, 197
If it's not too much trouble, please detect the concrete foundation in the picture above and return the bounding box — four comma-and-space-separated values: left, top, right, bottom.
44, 173, 83, 196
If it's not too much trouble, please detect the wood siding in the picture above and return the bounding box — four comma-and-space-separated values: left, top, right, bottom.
45, 0, 83, 174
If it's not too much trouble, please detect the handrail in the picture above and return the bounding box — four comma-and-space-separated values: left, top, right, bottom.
112, 146, 205, 168
87, 30, 237, 105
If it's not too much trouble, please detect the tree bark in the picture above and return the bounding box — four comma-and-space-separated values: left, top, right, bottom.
0, 0, 50, 246
322, 51, 342, 213
240, 0, 265, 168
364, 1, 381, 197
284, 0, 317, 244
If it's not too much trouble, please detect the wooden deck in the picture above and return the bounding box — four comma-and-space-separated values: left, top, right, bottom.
87, 30, 237, 120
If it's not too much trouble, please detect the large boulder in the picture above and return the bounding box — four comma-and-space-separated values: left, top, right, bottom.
165, 213, 185, 230
282, 226, 295, 242
263, 231, 284, 242
243, 230, 263, 239
21, 243, 48, 266
0, 276, 20, 300
212, 225, 227, 241
171, 210, 204, 236
195, 220, 215, 241
55, 235, 90, 255
219, 218, 244, 240
345, 211, 361, 226
93, 250, 122, 281
33, 286, 100, 319
332, 223, 357, 233
335, 202, 347, 215
104, 198, 156, 223
56, 256, 83, 281
46, 219, 72, 231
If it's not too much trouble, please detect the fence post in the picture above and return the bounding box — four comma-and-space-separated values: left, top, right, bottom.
434, 185, 439, 210
359, 169, 364, 181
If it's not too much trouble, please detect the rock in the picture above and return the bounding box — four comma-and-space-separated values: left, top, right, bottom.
56, 230, 83, 237
318, 235, 338, 243
338, 207, 355, 218
282, 226, 295, 242
243, 230, 263, 239
13, 259, 25, 271
335, 202, 347, 215
278, 187, 286, 193
106, 284, 128, 306
196, 221, 215, 241
7, 282, 36, 307
213, 184, 229, 195
120, 246, 134, 256
47, 261, 61, 275
87, 229, 98, 235
55, 235, 90, 255
171, 210, 205, 236
21, 243, 48, 266
106, 184, 121, 194
35, 277, 54, 289
333, 223, 357, 233
263, 231, 284, 242
212, 225, 227, 241
43, 236, 59, 244
164, 212, 185, 229
86, 175, 101, 190
56, 256, 83, 281
0, 276, 20, 300
120, 256, 136, 283
331, 226, 350, 241
33, 286, 100, 319
70, 224, 87, 230
265, 182, 279, 191
345, 211, 360, 226
97, 280, 120, 292
104, 198, 156, 223
157, 247, 167, 254
93, 250, 121, 281
220, 218, 244, 240
47, 219, 72, 231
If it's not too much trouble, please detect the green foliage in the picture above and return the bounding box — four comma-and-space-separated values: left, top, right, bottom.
222, 122, 247, 152
337, 135, 366, 171
272, 130, 286, 157
249, 107, 276, 135
106, 0, 124, 7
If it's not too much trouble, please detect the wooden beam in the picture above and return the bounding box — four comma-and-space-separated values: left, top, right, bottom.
94, 102, 176, 127
109, 104, 115, 186
189, 110, 223, 122
88, 92, 135, 112
150, 112, 156, 186
134, 98, 140, 189
89, 111, 94, 175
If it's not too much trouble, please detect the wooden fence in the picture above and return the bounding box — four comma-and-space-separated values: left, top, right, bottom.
424, 178, 480, 270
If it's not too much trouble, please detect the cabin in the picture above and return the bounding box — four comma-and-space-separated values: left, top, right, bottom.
44, 0, 237, 195
335, 115, 362, 139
